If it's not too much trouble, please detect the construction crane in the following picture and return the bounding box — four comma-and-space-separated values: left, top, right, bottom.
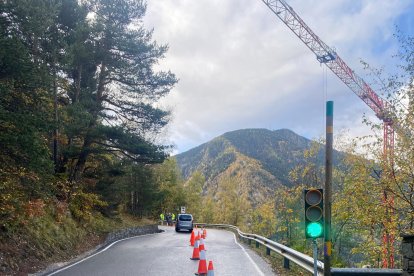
260, 0, 396, 268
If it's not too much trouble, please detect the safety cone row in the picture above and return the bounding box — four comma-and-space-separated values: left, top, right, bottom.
187, 227, 214, 275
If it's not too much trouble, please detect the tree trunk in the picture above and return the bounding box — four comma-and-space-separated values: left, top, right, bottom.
96, 62, 106, 101
69, 62, 106, 182
53, 67, 59, 172
74, 65, 82, 103
69, 136, 92, 182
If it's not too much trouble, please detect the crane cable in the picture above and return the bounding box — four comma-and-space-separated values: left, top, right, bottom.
322, 64, 328, 131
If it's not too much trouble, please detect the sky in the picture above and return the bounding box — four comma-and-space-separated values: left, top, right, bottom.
143, 0, 414, 154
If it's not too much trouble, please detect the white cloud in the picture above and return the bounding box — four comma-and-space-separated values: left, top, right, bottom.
144, 0, 414, 153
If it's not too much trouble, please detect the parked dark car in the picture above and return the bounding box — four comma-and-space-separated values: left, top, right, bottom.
175, 214, 193, 232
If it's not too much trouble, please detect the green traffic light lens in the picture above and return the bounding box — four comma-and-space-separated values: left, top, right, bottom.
306, 222, 323, 238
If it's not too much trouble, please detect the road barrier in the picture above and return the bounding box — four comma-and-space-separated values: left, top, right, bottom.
191, 240, 200, 260
190, 229, 195, 246
207, 260, 214, 276
195, 223, 402, 276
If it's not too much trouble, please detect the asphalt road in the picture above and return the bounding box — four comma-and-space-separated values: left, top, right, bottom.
48, 225, 277, 276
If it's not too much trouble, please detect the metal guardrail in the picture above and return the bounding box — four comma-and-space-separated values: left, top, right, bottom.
331, 268, 401, 275
194, 223, 402, 276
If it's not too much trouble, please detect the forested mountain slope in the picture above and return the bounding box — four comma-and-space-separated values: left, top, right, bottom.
175, 128, 343, 205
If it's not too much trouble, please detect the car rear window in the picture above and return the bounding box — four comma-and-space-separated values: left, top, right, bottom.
179, 214, 192, 221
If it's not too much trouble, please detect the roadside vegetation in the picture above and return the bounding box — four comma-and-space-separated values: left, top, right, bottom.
0, 213, 152, 273
0, 0, 179, 273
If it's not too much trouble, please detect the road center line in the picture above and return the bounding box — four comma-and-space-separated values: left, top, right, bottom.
232, 232, 265, 276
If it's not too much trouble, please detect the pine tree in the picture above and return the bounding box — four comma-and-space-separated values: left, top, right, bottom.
63, 0, 177, 181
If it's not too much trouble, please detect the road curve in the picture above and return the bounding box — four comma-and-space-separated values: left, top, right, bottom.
48, 225, 276, 276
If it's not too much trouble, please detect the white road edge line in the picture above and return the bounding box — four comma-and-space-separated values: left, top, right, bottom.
46, 232, 159, 275
232, 233, 265, 276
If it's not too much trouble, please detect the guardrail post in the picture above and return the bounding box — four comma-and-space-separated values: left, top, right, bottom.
280, 247, 290, 269
283, 257, 290, 269
248, 239, 251, 245
256, 240, 260, 248
266, 247, 271, 256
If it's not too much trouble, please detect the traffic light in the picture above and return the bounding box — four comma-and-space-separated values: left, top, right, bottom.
304, 189, 324, 239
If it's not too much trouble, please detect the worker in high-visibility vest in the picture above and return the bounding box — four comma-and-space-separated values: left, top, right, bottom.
171, 213, 176, 226
160, 213, 165, 225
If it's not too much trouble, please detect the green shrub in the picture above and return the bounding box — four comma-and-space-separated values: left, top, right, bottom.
69, 191, 107, 222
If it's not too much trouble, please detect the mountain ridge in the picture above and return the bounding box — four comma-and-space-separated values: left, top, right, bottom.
175, 128, 332, 206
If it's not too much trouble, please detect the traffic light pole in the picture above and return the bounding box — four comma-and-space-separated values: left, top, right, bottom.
313, 239, 318, 276
324, 101, 333, 276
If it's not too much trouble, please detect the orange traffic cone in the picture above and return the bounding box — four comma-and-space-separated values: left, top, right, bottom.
190, 240, 200, 260
195, 249, 208, 275
199, 239, 205, 251
207, 261, 214, 276
201, 228, 205, 239
203, 228, 207, 239
190, 230, 195, 246
199, 237, 206, 251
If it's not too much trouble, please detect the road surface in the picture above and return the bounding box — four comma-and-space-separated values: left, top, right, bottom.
48, 225, 276, 275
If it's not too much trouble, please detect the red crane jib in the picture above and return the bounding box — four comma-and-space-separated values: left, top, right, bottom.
261, 0, 392, 124
261, 0, 395, 268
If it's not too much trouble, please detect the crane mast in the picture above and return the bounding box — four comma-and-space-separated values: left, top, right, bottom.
261, 0, 395, 268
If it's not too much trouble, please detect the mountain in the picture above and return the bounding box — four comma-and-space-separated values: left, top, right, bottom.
175, 128, 338, 205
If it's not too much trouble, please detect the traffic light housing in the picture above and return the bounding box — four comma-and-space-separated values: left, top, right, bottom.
304, 189, 324, 239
